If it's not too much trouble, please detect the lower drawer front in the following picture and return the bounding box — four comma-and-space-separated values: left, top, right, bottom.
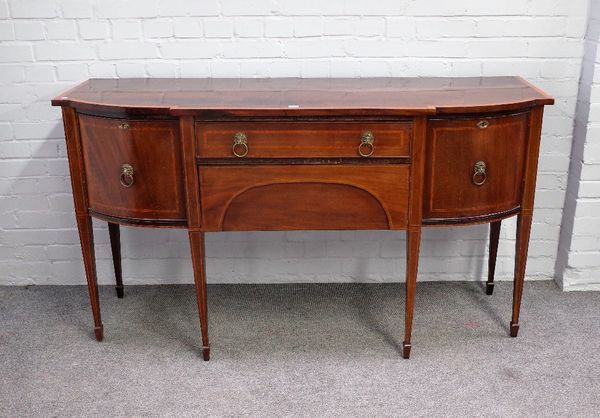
199, 165, 409, 231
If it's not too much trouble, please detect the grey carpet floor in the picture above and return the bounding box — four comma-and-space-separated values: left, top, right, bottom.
1, 281, 599, 417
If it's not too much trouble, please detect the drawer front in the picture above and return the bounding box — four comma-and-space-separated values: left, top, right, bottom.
199, 165, 409, 231
79, 114, 186, 222
196, 122, 411, 159
423, 112, 528, 220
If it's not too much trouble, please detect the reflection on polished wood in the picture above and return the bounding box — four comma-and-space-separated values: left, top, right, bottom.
53, 77, 553, 360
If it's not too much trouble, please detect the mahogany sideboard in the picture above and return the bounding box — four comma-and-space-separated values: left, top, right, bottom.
52, 77, 554, 360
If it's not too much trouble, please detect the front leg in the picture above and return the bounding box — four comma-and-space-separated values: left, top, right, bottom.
403, 226, 422, 359
76, 214, 103, 341
510, 212, 533, 337
189, 231, 210, 361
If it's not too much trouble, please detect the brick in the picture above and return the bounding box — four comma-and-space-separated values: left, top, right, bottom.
0, 123, 13, 141
56, 63, 88, 81
221, 0, 279, 16
293, 18, 323, 38
0, 160, 47, 177
569, 252, 600, 269
238, 60, 272, 77
0, 1, 8, 18
355, 18, 385, 37
14, 21, 45, 40
116, 62, 146, 77
34, 42, 96, 61
540, 60, 581, 79
285, 39, 343, 58
0, 21, 14, 40
2, 82, 35, 103
0, 64, 25, 82
580, 164, 600, 181
262, 61, 301, 76
179, 60, 211, 77
13, 121, 62, 139
78, 21, 109, 40
416, 19, 476, 39
143, 20, 173, 38
203, 18, 234, 38
9, 0, 57, 18
89, 62, 116, 77
0, 45, 33, 62
158, 0, 219, 17
574, 200, 600, 218
234, 18, 264, 38
528, 39, 583, 58
46, 21, 76, 40
577, 181, 600, 198
572, 218, 600, 237
299, 60, 330, 77
161, 41, 220, 59
326, 240, 379, 258
345, 39, 408, 58
265, 19, 294, 37
505, 18, 566, 37
173, 20, 202, 38
467, 39, 528, 58
222, 41, 283, 58
60, 0, 92, 18
99, 42, 158, 59
95, 1, 159, 18
324, 18, 356, 36
112, 21, 141, 39
569, 236, 599, 252
567, 17, 587, 38
0, 104, 23, 122
330, 60, 361, 77
146, 62, 179, 77
210, 60, 240, 77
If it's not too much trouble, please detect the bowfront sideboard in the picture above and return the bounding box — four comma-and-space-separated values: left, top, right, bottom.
52, 77, 553, 360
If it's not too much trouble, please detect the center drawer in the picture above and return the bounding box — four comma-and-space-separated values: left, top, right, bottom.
195, 121, 411, 159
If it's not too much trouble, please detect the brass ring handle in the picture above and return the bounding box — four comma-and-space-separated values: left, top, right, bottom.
232, 132, 248, 158
472, 161, 486, 186
477, 120, 489, 129
118, 122, 130, 130
358, 131, 375, 157
120, 163, 134, 188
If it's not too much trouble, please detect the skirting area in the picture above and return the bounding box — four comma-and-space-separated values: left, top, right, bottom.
1, 281, 599, 416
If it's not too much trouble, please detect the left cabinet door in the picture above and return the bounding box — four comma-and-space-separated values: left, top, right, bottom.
78, 114, 186, 223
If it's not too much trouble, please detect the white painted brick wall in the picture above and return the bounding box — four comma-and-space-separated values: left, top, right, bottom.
557, 0, 600, 291
0, 0, 593, 286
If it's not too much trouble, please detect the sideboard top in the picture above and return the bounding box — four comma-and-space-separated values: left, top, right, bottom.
52, 76, 554, 116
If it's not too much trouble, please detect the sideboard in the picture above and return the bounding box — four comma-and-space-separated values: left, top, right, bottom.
52, 77, 554, 360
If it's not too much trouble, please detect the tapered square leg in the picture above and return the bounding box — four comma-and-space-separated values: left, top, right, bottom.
189, 231, 210, 361
511, 213, 532, 338
403, 227, 421, 359
75, 214, 103, 341
108, 222, 124, 298
486, 221, 501, 295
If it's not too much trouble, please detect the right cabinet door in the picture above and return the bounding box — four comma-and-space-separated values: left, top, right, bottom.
423, 112, 528, 222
